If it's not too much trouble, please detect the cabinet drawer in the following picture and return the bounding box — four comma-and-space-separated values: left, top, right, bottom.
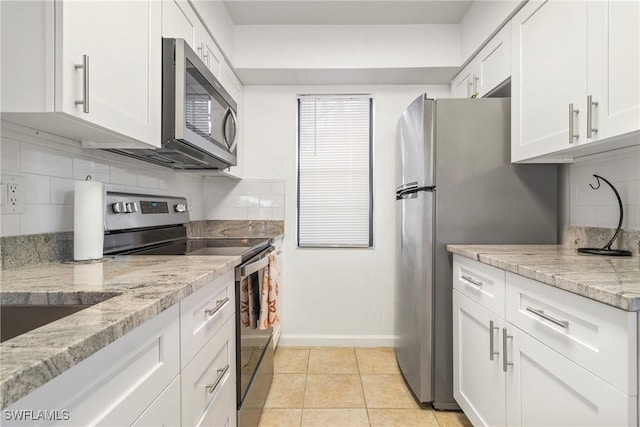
181, 314, 236, 427
5, 304, 180, 426
453, 255, 506, 317
180, 269, 235, 367
195, 371, 237, 427
505, 272, 637, 395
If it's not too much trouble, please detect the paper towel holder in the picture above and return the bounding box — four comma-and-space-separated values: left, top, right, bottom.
577, 174, 632, 257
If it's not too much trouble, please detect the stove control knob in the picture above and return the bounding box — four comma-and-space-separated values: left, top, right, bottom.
111, 202, 124, 213
174, 203, 188, 213
128, 202, 139, 213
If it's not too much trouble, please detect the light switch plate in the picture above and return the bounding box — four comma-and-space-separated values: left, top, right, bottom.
1, 174, 26, 214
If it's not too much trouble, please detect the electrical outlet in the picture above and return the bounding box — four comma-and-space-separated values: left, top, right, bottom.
1, 175, 26, 214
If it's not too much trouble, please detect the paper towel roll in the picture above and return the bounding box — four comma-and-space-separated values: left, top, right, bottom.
74, 180, 104, 261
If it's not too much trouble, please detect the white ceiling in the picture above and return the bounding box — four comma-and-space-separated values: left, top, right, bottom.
222, 1, 475, 25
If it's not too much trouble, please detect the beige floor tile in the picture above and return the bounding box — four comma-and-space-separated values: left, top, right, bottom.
355, 347, 400, 374
304, 374, 366, 408
368, 409, 439, 426
308, 347, 359, 374
275, 348, 310, 373
360, 374, 419, 409
301, 409, 370, 427
258, 409, 303, 427
265, 374, 307, 408
433, 411, 473, 427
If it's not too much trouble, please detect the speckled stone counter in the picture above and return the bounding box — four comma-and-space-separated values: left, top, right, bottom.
447, 245, 640, 312
0, 254, 240, 409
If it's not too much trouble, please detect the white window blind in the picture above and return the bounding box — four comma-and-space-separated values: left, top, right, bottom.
297, 95, 373, 247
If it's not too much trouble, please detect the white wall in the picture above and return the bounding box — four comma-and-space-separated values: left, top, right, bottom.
566, 146, 640, 229
0, 124, 205, 237
234, 24, 460, 70
203, 177, 285, 220
238, 84, 450, 346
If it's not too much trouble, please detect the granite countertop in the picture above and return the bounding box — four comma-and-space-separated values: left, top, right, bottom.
0, 254, 241, 409
447, 244, 640, 312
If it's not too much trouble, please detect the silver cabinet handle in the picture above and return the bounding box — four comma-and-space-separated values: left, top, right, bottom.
74, 55, 89, 113
502, 328, 513, 372
461, 275, 483, 288
473, 75, 479, 97
489, 320, 499, 361
206, 364, 230, 394
569, 103, 579, 143
587, 95, 598, 138
526, 307, 569, 328
205, 297, 229, 317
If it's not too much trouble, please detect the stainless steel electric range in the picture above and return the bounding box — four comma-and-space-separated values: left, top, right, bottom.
103, 192, 274, 427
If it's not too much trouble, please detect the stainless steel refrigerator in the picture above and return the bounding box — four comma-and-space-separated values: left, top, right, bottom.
395, 95, 558, 410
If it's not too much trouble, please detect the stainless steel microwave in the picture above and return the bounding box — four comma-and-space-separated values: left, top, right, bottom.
109, 38, 238, 170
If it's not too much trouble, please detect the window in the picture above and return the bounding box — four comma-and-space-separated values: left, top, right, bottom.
297, 95, 373, 248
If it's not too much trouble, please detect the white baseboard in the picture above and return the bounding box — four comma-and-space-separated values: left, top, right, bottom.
278, 334, 396, 347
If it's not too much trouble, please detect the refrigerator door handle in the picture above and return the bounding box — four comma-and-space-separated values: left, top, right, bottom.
396, 182, 419, 193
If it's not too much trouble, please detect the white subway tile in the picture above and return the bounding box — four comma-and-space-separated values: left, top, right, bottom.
50, 177, 76, 205
594, 156, 639, 183
233, 194, 259, 207
569, 205, 595, 227
0, 137, 21, 173
202, 193, 226, 208
248, 208, 272, 220
594, 205, 638, 229
21, 143, 73, 178
235, 181, 272, 195
110, 165, 137, 186
271, 181, 285, 195
259, 194, 284, 208
1, 213, 21, 236
137, 172, 160, 189
73, 158, 110, 182
206, 207, 248, 220
575, 183, 615, 206
25, 174, 51, 204
105, 184, 127, 193
21, 204, 73, 234
203, 177, 239, 194
272, 207, 285, 220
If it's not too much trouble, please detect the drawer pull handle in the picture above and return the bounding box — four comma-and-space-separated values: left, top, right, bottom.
489, 320, 500, 361
206, 364, 230, 394
461, 275, 483, 288
502, 328, 513, 372
526, 307, 569, 328
205, 297, 229, 317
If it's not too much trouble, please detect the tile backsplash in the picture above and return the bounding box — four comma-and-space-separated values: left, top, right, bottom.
0, 124, 205, 237
568, 145, 640, 230
203, 177, 285, 220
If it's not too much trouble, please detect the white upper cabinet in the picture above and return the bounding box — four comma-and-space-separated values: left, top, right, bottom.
588, 0, 640, 142
1, 0, 162, 149
511, 0, 640, 163
162, 0, 198, 48
450, 22, 511, 99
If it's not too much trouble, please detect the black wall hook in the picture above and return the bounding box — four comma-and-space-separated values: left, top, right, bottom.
577, 174, 632, 256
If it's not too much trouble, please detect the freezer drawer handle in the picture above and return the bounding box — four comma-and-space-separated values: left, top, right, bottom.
205, 297, 229, 317
526, 307, 569, 328
489, 320, 500, 361
461, 275, 483, 288
206, 364, 230, 394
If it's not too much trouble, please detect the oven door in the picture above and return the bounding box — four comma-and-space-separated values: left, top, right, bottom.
235, 247, 274, 427
163, 38, 237, 166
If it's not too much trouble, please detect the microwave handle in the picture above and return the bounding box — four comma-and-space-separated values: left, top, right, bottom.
223, 107, 238, 152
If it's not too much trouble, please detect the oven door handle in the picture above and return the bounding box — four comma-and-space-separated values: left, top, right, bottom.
239, 255, 270, 278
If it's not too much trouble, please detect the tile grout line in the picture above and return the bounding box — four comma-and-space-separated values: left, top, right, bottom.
353, 347, 373, 427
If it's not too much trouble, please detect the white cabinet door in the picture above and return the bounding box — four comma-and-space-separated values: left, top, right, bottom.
131, 376, 181, 427
200, 31, 225, 80
588, 0, 640, 142
511, 0, 588, 162
57, 0, 161, 147
505, 325, 636, 427
453, 291, 506, 427
476, 22, 511, 98
451, 68, 476, 98
162, 0, 198, 49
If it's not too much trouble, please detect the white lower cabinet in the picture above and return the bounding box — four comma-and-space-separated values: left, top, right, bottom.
131, 376, 181, 427
4, 271, 238, 427
452, 254, 638, 427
